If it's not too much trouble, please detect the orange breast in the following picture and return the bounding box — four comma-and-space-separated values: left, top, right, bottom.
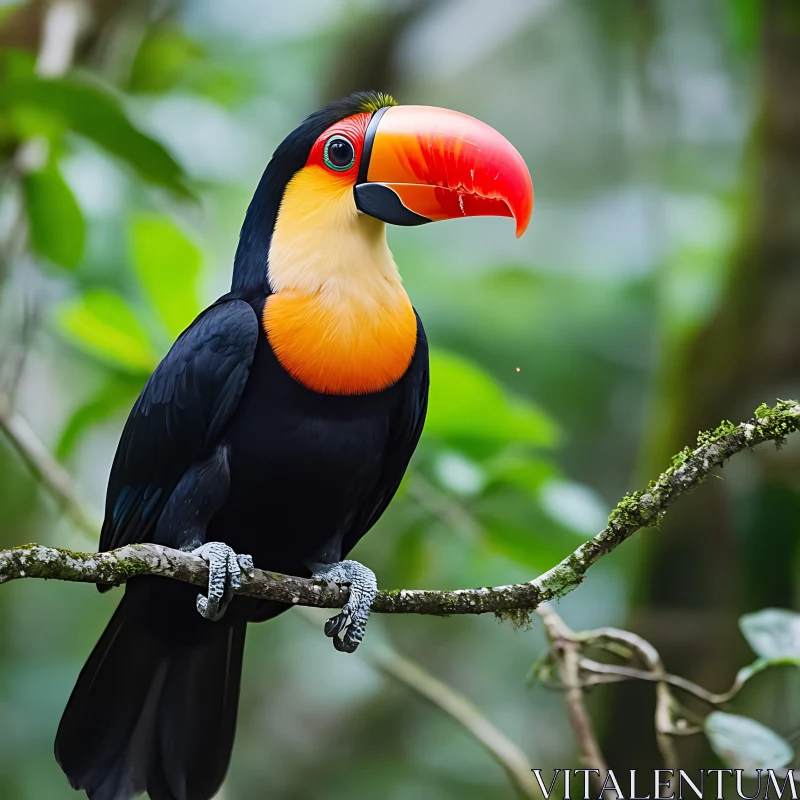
263, 290, 417, 396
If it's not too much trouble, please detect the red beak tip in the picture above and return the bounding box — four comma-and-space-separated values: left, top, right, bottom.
514, 208, 532, 238
510, 176, 533, 238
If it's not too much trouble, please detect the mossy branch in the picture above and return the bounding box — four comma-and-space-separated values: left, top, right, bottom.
1, 400, 799, 616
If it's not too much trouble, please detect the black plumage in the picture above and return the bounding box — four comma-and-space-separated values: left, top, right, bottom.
55, 92, 429, 800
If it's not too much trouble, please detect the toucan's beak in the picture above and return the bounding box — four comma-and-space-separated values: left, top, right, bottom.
354, 105, 533, 238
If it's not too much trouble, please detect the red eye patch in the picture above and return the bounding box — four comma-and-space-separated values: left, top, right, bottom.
306, 112, 371, 177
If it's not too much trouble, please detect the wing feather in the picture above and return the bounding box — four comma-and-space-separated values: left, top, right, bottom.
100, 300, 259, 552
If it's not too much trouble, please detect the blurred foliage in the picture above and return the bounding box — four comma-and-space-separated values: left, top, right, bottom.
705, 711, 792, 775
2, 75, 191, 194
425, 350, 559, 453
23, 160, 84, 270
0, 0, 797, 797
57, 288, 158, 372
128, 214, 202, 340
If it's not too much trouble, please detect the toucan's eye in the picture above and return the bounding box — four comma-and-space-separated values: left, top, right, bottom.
323, 136, 355, 171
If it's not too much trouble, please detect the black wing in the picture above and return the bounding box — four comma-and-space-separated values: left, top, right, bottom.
100, 299, 259, 553
342, 317, 429, 555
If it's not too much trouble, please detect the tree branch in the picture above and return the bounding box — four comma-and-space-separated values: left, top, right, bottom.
6, 400, 800, 618
0, 394, 99, 538
294, 607, 543, 798
13, 0, 85, 174
536, 605, 607, 789
371, 647, 544, 799
2, 400, 799, 616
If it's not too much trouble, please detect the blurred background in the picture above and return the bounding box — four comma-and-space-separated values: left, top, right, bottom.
0, 0, 798, 797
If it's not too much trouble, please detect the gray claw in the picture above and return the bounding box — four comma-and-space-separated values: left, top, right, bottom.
191, 542, 252, 622
237, 553, 255, 579
311, 560, 377, 653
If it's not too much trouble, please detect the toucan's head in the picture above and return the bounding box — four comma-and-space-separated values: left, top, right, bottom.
299, 94, 533, 237
233, 91, 533, 295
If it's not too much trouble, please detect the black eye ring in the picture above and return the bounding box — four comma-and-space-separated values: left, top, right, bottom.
323, 135, 355, 171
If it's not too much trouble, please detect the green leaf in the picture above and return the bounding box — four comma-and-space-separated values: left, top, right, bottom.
740, 608, 800, 660
57, 290, 157, 373
705, 712, 793, 775
128, 28, 205, 95
23, 162, 85, 270
127, 28, 251, 107
129, 214, 202, 339
0, 75, 191, 195
480, 516, 568, 571
0, 48, 35, 89
484, 452, 558, 493
56, 376, 142, 460
426, 350, 559, 452
726, 0, 762, 52
475, 488, 578, 570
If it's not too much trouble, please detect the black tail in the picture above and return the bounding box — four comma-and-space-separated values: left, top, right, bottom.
55, 580, 246, 800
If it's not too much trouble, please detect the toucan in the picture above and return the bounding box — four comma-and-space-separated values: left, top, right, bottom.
54, 91, 533, 800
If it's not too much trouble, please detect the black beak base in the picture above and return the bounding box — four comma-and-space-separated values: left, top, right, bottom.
353, 184, 430, 227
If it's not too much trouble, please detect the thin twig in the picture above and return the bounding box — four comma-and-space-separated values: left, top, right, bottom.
36, 0, 84, 77
580, 627, 680, 771
12, 0, 85, 178
372, 647, 543, 799
1, 1, 85, 393
575, 656, 733, 706
653, 681, 680, 773
533, 616, 727, 785
294, 607, 542, 799
0, 395, 99, 538
536, 605, 607, 791
406, 473, 483, 541
3, 287, 41, 404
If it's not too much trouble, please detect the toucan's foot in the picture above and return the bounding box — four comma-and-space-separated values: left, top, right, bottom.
311, 560, 377, 653
191, 542, 254, 622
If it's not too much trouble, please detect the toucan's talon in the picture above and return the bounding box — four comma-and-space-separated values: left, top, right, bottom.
191, 541, 251, 622
311, 560, 377, 654
237, 553, 255, 580
323, 612, 348, 639
333, 628, 359, 653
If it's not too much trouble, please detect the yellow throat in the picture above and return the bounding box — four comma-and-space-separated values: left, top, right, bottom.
263, 166, 417, 396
